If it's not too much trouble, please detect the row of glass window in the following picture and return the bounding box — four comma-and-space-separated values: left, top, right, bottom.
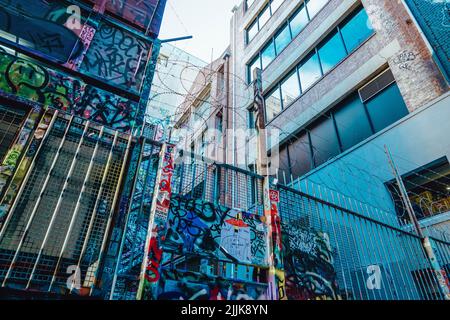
264, 6, 374, 122
277, 81, 409, 182
247, 0, 329, 82
246, 0, 285, 44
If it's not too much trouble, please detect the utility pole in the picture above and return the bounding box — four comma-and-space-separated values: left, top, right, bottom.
252, 68, 286, 300
385, 145, 450, 300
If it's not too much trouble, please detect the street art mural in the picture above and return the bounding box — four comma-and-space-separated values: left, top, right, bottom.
0, 109, 53, 224
138, 143, 176, 300
164, 196, 268, 267
0, 52, 139, 132
86, 0, 167, 37
80, 21, 152, 94
157, 269, 268, 300
281, 221, 341, 300
0, 0, 86, 63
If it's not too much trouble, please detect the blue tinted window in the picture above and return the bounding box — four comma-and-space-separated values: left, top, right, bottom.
261, 41, 276, 69
270, 0, 283, 14
365, 83, 409, 132
247, 20, 258, 43
265, 87, 282, 122
309, 116, 341, 167
334, 93, 373, 150
259, 5, 271, 28
274, 23, 292, 54
280, 71, 300, 108
318, 30, 347, 74
306, 0, 329, 19
288, 132, 312, 178
248, 56, 261, 83
340, 8, 374, 52
290, 5, 309, 38
298, 52, 322, 91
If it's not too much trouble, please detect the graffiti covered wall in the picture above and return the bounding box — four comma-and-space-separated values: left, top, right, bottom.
86, 0, 167, 37
281, 222, 341, 300
80, 21, 152, 94
0, 52, 140, 132
0, 0, 86, 63
164, 196, 268, 267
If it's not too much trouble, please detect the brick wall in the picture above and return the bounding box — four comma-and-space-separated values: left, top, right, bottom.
404, 0, 450, 80
362, 0, 448, 112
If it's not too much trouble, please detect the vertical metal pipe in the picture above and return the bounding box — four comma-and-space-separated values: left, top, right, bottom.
89, 132, 133, 295
0, 110, 58, 236
26, 120, 90, 289
69, 132, 119, 293
48, 126, 105, 292
1, 114, 74, 287
109, 139, 146, 299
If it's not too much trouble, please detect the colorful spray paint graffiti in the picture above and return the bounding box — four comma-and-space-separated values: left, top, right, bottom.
0, 0, 86, 63
0, 52, 139, 132
157, 269, 268, 300
86, 0, 167, 37
80, 21, 152, 94
137, 143, 176, 300
164, 196, 268, 267
0, 110, 53, 224
141, 194, 270, 300
281, 222, 341, 300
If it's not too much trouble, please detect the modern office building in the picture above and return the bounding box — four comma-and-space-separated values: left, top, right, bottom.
226, 0, 450, 238
0, 0, 167, 298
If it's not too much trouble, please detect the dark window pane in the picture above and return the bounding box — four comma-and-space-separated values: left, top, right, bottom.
298, 52, 322, 91
310, 116, 340, 167
289, 133, 312, 178
334, 93, 373, 150
261, 41, 276, 69
365, 83, 409, 132
247, 20, 258, 43
290, 5, 309, 38
318, 30, 347, 74
265, 87, 282, 122
278, 145, 292, 184
248, 56, 261, 83
306, 0, 328, 19
280, 70, 300, 108
340, 8, 374, 52
274, 23, 291, 55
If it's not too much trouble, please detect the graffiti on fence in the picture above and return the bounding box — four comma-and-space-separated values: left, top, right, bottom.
80, 22, 151, 93
0, 0, 86, 63
0, 52, 139, 132
138, 143, 176, 300
164, 196, 268, 267
0, 110, 52, 224
157, 269, 268, 300
281, 222, 341, 300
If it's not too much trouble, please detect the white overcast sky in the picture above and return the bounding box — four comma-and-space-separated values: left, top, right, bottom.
159, 0, 242, 62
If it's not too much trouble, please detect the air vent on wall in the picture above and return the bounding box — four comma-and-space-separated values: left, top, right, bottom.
358, 69, 396, 103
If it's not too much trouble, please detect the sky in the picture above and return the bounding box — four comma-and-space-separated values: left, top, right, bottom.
159, 0, 242, 63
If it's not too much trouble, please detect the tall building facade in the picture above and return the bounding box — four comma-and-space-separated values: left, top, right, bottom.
146, 43, 207, 141
227, 0, 450, 238
0, 0, 167, 298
